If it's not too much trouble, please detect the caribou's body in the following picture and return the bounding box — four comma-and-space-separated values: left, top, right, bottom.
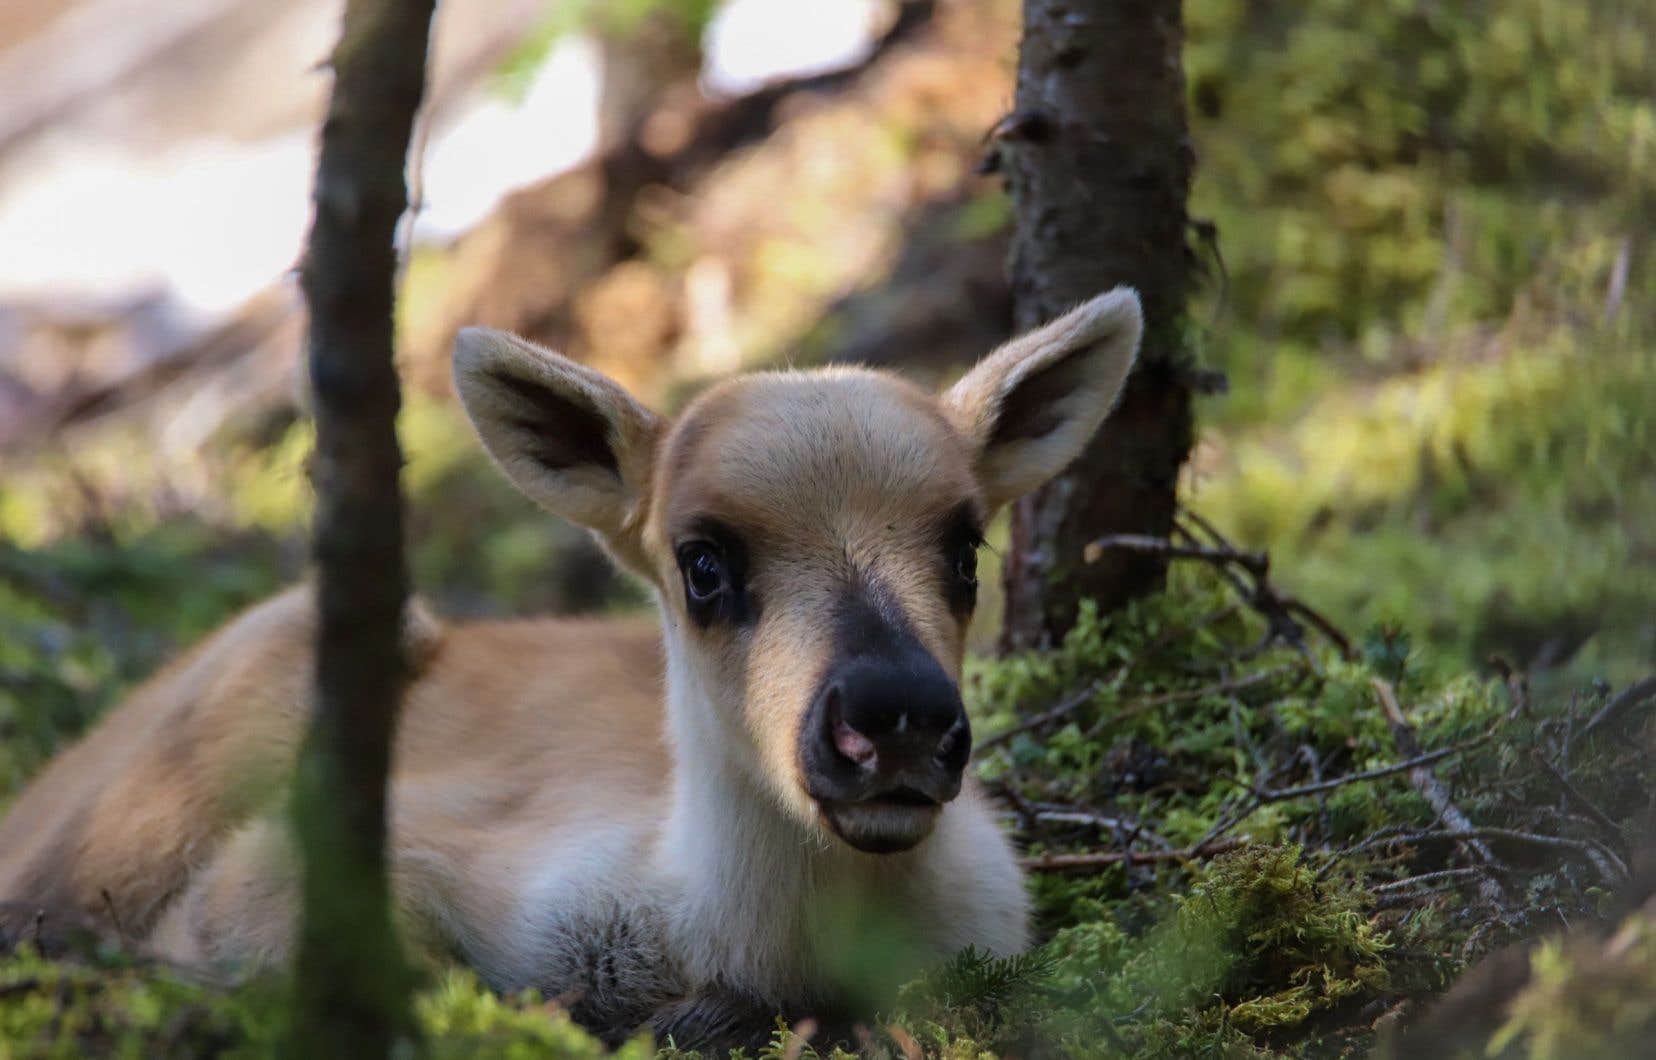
0, 288, 1143, 1045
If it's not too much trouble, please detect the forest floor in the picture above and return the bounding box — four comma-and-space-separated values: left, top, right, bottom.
0, 548, 1650, 1057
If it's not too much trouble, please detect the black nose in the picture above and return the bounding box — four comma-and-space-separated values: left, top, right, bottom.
802, 651, 971, 807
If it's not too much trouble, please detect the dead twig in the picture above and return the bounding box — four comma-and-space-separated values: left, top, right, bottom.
986, 601, 1267, 752
1012, 809, 1177, 851
1489, 656, 1531, 719
1568, 676, 1656, 758
1371, 867, 1493, 894
1253, 729, 1495, 803
1021, 838, 1246, 873
979, 680, 1105, 751
1335, 821, 1626, 884
994, 776, 1040, 834
1528, 749, 1627, 851
1361, 827, 1627, 885
1184, 761, 1294, 857
1083, 510, 1357, 663
99, 888, 130, 945
1183, 508, 1358, 660
1082, 533, 1267, 577
1371, 677, 1510, 906
1082, 664, 1299, 740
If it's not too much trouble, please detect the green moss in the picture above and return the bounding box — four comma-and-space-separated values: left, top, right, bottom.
418, 970, 654, 1059
1199, 321, 1655, 685
0, 530, 285, 802
1486, 911, 1656, 1059
0, 950, 655, 1059
1180, 0, 1656, 682
1143, 846, 1388, 1028
0, 945, 283, 1058
1188, 0, 1654, 360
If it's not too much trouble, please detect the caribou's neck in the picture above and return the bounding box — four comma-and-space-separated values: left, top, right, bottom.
653, 620, 925, 1003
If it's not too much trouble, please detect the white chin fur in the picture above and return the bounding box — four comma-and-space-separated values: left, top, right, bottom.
822, 802, 941, 853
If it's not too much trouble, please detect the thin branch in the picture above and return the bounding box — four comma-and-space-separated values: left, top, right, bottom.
1253, 730, 1494, 802
1082, 533, 1266, 576
1087, 512, 1357, 663
1360, 827, 1627, 884
1021, 838, 1246, 873
1371, 678, 1510, 906
1189, 803, 1257, 857
984, 664, 1296, 753
1181, 509, 1357, 660
1183, 762, 1296, 857
1082, 665, 1298, 739
1528, 749, 1627, 850
978, 680, 1104, 751
1370, 867, 1493, 894
1008, 809, 1177, 851
1569, 676, 1656, 757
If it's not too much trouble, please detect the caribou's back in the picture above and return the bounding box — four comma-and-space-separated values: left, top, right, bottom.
0, 585, 668, 957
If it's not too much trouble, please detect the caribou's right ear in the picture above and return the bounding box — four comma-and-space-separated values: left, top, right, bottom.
453, 328, 660, 569
942, 287, 1142, 511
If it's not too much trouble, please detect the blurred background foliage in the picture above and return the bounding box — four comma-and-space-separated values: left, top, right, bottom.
2, 0, 1651, 830
1183, 0, 1654, 691
6, 0, 1646, 746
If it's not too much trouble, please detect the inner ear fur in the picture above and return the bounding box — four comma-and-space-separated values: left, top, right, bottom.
452, 327, 661, 569
942, 286, 1143, 510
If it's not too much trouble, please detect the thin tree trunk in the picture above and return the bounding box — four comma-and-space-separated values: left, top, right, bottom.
1000, 0, 1196, 651
287, 0, 434, 1053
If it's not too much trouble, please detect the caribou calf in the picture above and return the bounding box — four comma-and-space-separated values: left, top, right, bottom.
0, 288, 1143, 1045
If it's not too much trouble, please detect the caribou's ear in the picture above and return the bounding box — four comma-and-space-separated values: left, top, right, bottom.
453, 328, 660, 570
942, 287, 1142, 510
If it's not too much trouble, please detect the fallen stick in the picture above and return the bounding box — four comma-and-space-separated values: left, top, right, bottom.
1363, 827, 1628, 885
978, 680, 1104, 751
1370, 867, 1492, 894
1254, 730, 1494, 802
1528, 749, 1627, 851
1081, 533, 1267, 576
1371, 677, 1509, 907
1568, 676, 1656, 757
1021, 838, 1245, 872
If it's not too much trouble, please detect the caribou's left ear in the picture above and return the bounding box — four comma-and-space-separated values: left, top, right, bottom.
942, 287, 1142, 510
453, 327, 661, 573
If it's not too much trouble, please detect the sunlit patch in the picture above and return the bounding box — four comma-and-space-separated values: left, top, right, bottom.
702, 0, 889, 98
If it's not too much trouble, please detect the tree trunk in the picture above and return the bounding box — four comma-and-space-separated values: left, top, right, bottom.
287, 0, 434, 1054
1000, 0, 1196, 651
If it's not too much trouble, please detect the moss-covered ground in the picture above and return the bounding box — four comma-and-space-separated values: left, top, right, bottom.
1, 556, 1650, 1057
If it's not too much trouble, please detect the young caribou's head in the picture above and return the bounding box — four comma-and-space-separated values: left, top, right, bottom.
454, 288, 1142, 854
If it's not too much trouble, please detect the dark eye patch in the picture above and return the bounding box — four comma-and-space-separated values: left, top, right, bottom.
939, 503, 985, 617
673, 517, 757, 628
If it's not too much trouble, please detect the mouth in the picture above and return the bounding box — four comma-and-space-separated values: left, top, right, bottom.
817, 787, 943, 854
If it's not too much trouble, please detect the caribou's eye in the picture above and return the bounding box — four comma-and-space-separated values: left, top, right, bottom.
954, 539, 980, 587
942, 510, 984, 617
674, 521, 755, 628
680, 543, 726, 603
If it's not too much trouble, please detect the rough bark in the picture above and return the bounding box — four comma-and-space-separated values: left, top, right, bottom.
287, 0, 434, 1054
1000, 0, 1196, 650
